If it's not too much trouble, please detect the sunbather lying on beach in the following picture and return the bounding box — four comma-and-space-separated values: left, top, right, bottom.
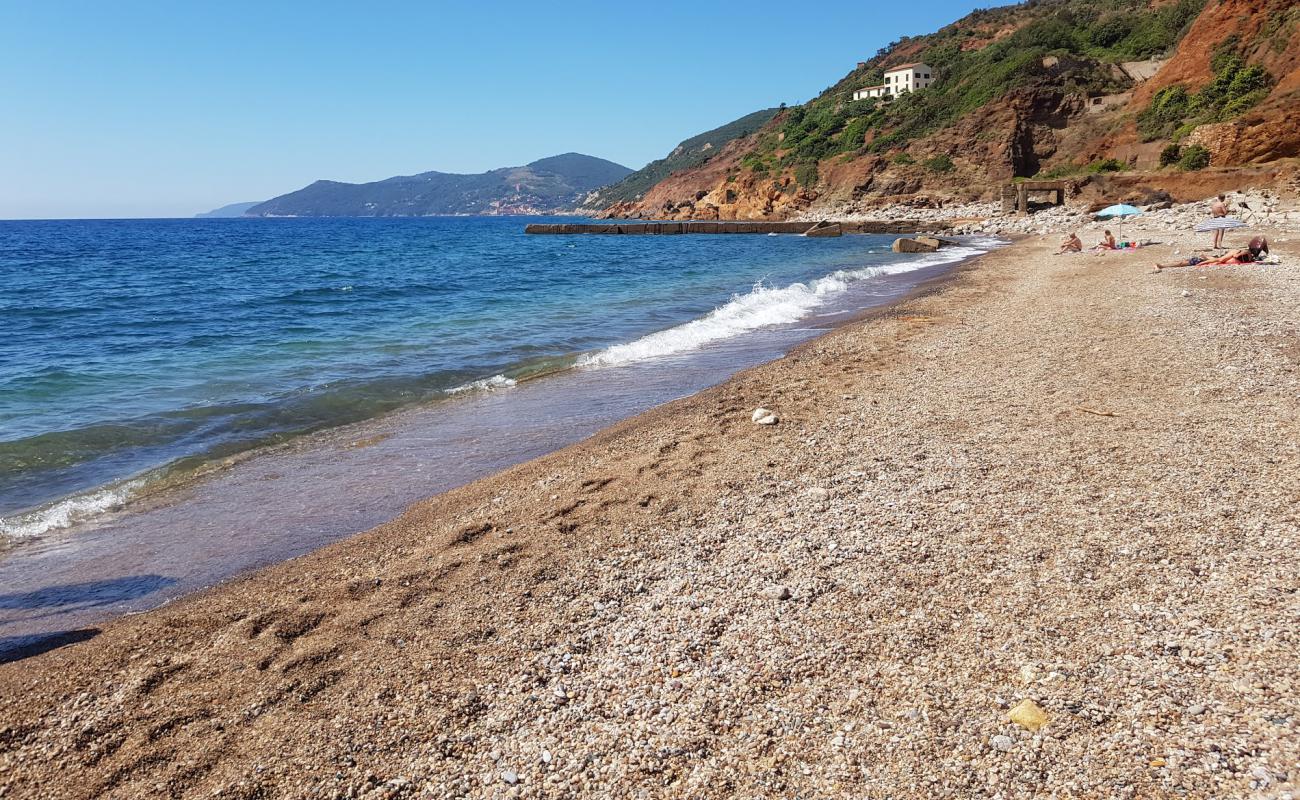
1153, 249, 1256, 271
1056, 233, 1082, 254
1153, 236, 1270, 272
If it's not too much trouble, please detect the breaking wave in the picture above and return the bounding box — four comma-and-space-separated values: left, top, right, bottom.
1, 480, 143, 541
578, 240, 992, 368
446, 374, 518, 395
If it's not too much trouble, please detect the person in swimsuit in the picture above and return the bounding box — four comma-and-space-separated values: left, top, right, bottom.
1153, 248, 1255, 271
1209, 194, 1229, 249
1056, 232, 1083, 254
1093, 230, 1117, 250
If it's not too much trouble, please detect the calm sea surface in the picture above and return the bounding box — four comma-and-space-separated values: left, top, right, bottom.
0, 216, 997, 656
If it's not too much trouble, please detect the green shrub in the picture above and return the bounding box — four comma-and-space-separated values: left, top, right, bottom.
740, 152, 772, 176
1159, 144, 1182, 167
1177, 144, 1211, 171
794, 162, 819, 187
924, 154, 955, 173
839, 117, 870, 152
1087, 158, 1125, 173
1171, 121, 1198, 142
1137, 85, 1191, 142
1089, 16, 1134, 48
891, 152, 915, 165
1261, 7, 1300, 54
1137, 40, 1274, 141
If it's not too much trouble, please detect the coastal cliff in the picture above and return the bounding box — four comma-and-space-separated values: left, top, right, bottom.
602, 0, 1300, 220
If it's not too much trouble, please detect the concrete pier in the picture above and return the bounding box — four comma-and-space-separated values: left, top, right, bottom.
1002, 180, 1067, 215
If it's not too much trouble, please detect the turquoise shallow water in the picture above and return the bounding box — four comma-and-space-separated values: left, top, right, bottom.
0, 217, 990, 540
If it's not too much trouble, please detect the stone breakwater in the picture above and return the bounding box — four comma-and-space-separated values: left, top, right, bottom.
1, 236, 1297, 799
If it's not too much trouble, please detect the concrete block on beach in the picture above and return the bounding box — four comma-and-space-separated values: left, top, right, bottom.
892, 237, 941, 253
803, 222, 843, 238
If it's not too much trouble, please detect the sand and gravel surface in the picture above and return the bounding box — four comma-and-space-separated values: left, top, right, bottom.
1, 234, 1298, 799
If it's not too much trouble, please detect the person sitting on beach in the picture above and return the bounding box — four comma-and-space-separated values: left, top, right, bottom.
1056, 232, 1083, 254
1153, 247, 1258, 272
1092, 230, 1117, 250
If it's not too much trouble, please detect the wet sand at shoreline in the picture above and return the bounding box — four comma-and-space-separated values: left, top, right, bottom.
1, 234, 1297, 798
0, 256, 966, 658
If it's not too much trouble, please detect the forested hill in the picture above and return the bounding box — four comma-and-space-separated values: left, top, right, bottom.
248, 153, 632, 217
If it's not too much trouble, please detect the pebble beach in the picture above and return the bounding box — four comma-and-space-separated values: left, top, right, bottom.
1, 224, 1297, 799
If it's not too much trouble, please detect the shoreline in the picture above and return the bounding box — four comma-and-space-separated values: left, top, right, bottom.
0, 239, 991, 658
2, 227, 985, 544
2, 231, 1297, 798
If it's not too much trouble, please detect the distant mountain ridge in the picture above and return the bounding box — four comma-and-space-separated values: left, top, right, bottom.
247, 153, 631, 217
196, 201, 262, 218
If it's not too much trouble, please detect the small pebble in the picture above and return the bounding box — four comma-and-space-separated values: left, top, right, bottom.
762, 585, 792, 600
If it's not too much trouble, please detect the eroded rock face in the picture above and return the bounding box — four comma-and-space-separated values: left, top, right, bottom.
1004, 91, 1084, 177
1184, 117, 1300, 167
1124, 0, 1300, 166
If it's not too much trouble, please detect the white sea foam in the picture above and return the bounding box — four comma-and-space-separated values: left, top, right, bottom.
579, 240, 996, 368
446, 374, 518, 395
0, 480, 143, 541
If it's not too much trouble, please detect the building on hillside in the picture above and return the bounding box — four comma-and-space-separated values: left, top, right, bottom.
853, 62, 935, 102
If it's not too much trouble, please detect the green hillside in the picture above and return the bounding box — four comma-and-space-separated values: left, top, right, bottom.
743, 0, 1207, 182
584, 108, 781, 208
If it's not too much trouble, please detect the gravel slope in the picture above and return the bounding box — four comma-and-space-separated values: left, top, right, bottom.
1, 234, 1296, 799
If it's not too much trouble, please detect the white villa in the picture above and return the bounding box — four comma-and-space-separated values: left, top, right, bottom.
853, 63, 935, 101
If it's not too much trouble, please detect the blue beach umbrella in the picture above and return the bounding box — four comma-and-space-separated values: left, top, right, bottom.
1096, 203, 1142, 219
1095, 203, 1142, 239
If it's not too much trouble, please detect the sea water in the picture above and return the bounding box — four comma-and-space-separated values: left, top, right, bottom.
0, 216, 996, 655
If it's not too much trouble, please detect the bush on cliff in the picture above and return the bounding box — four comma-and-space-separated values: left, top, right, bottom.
924, 155, 956, 173
1137, 86, 1192, 142
1087, 158, 1125, 173
1137, 40, 1275, 142
1177, 144, 1211, 171
794, 162, 819, 188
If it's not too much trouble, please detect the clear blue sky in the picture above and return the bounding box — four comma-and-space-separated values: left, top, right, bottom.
1, 0, 983, 219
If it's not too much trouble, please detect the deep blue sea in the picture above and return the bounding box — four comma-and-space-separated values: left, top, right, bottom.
0, 217, 990, 542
